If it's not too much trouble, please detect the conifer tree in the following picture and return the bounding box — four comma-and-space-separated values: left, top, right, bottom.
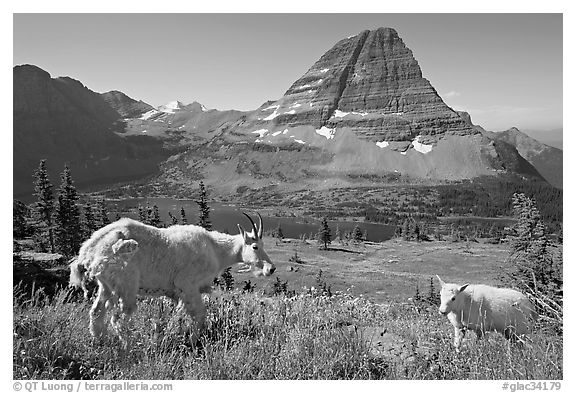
83, 200, 98, 237
97, 198, 110, 227
195, 181, 226, 287
343, 231, 350, 245
168, 211, 179, 226
414, 221, 421, 242
402, 219, 411, 241
318, 217, 332, 250
13, 200, 29, 239
145, 203, 153, 225
414, 283, 422, 302
33, 159, 55, 252
149, 204, 162, 227
138, 205, 147, 222
54, 164, 82, 256
427, 277, 438, 305
275, 222, 284, 239
420, 222, 429, 241
180, 207, 188, 225
196, 181, 211, 230
334, 224, 341, 244
508, 193, 561, 301
352, 224, 363, 243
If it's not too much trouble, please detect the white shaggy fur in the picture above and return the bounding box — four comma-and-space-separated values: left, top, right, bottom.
69, 215, 275, 345
436, 275, 536, 352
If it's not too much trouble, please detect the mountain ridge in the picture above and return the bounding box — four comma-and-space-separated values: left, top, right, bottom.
13, 65, 175, 197
13, 28, 559, 197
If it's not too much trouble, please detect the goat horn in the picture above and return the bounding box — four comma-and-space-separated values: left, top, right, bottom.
242, 212, 258, 237
257, 212, 263, 239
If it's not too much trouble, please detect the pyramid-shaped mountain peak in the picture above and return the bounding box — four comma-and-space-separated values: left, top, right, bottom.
242, 27, 475, 144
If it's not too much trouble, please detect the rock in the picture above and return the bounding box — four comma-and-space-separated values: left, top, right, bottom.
355, 326, 433, 377
356, 327, 407, 359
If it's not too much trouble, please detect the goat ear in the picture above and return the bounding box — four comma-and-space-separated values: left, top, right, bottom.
458, 283, 470, 293
436, 275, 445, 287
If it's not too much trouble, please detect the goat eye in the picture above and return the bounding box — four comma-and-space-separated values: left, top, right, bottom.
252, 245, 258, 250
451, 297, 456, 301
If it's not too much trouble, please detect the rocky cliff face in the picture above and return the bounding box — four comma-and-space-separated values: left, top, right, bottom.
238, 28, 475, 146
172, 27, 540, 192
101, 90, 154, 119
13, 65, 169, 196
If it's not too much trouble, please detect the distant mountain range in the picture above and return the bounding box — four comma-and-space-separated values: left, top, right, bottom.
522, 129, 562, 150
485, 127, 562, 189
13, 27, 562, 198
13, 65, 179, 197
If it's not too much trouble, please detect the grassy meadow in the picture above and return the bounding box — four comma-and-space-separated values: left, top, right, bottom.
13, 237, 563, 380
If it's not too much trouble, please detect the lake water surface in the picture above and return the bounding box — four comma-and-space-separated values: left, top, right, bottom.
109, 197, 396, 242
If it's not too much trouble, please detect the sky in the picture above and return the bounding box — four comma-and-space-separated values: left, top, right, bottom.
13, 13, 562, 132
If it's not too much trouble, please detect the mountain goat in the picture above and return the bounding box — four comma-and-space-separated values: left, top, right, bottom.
69, 212, 275, 345
436, 275, 536, 352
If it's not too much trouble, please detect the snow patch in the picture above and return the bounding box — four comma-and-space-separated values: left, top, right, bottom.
201, 104, 208, 111
319, 68, 329, 73
255, 139, 262, 143
282, 129, 289, 134
289, 103, 302, 109
271, 131, 282, 137
284, 110, 296, 115
296, 84, 312, 90
412, 136, 433, 154
140, 109, 159, 120
334, 110, 349, 118
262, 104, 279, 111
158, 100, 185, 113
252, 129, 268, 137
142, 130, 147, 133
263, 110, 281, 121
376, 141, 389, 148
294, 139, 306, 144
332, 110, 369, 119
315, 126, 335, 140
400, 151, 407, 155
